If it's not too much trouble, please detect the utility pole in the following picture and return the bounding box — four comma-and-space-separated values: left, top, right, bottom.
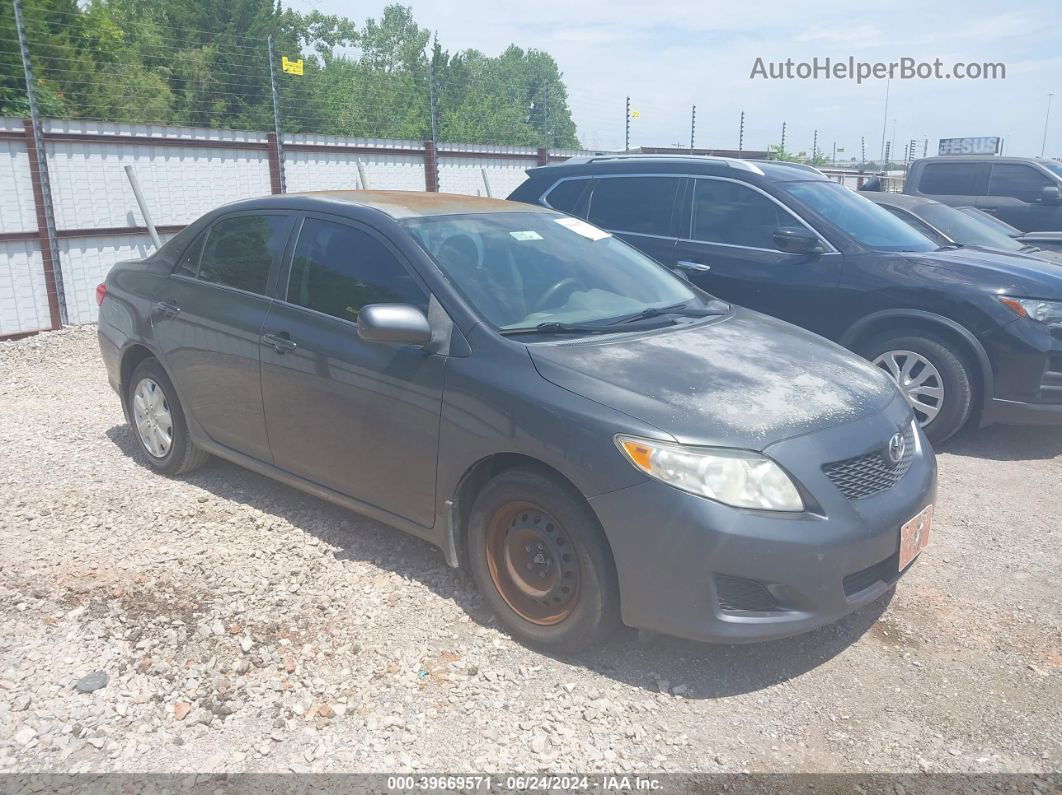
923, 138, 928, 158
860, 136, 866, 171
689, 105, 696, 153
831, 141, 836, 168
266, 35, 287, 193
543, 84, 550, 151
879, 78, 890, 166
13, 0, 65, 325
780, 121, 786, 155
625, 96, 630, 153
738, 111, 745, 157
1042, 93, 1054, 157
812, 129, 818, 163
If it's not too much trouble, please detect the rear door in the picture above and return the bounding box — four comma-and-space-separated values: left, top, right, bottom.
977, 163, 1062, 231
911, 160, 987, 208
151, 211, 293, 462
583, 175, 683, 265
670, 176, 842, 334
259, 213, 443, 528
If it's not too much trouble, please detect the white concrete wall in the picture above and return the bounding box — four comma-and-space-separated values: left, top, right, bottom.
0, 117, 592, 334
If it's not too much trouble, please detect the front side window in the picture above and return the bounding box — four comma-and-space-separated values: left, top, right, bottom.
587, 176, 681, 236
287, 218, 426, 323
987, 164, 1054, 203
919, 163, 979, 195
692, 179, 802, 249
198, 215, 289, 295
781, 181, 935, 252
404, 211, 702, 332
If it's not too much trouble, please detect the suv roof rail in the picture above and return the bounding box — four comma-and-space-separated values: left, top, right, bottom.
556, 153, 766, 176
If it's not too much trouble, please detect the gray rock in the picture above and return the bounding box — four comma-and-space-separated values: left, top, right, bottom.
74, 671, 109, 693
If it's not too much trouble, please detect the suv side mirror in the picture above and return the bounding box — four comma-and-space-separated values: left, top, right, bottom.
772, 226, 824, 255
1040, 185, 1062, 205
357, 304, 432, 346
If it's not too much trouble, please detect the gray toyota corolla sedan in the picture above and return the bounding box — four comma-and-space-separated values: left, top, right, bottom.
97, 191, 936, 652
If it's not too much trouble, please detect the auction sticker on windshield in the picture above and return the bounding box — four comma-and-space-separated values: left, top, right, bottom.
899, 504, 932, 570
555, 217, 612, 241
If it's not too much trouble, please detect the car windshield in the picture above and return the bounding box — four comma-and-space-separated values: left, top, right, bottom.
916, 203, 1025, 251
954, 206, 1024, 236
403, 211, 705, 333
781, 181, 937, 252
1039, 160, 1062, 180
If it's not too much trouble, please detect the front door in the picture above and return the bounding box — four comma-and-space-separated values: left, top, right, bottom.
668, 176, 842, 336
151, 212, 293, 462
259, 214, 444, 528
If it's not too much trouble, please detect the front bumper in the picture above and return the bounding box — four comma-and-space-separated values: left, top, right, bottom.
979, 318, 1062, 426
589, 395, 937, 644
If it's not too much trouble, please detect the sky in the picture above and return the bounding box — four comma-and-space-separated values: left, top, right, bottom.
290, 0, 1062, 160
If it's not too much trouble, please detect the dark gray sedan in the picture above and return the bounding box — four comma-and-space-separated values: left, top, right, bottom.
97, 191, 936, 652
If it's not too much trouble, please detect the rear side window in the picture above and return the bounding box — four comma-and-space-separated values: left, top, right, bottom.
692, 179, 799, 249
987, 164, 1054, 202
588, 176, 681, 236
918, 163, 978, 195
880, 206, 947, 245
198, 215, 289, 295
287, 218, 427, 323
544, 178, 590, 216
174, 232, 206, 278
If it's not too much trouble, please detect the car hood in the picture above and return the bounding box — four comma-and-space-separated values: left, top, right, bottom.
528, 308, 901, 451
964, 244, 1062, 267
904, 247, 1062, 300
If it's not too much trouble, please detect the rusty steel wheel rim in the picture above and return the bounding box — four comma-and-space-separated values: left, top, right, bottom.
484, 500, 581, 626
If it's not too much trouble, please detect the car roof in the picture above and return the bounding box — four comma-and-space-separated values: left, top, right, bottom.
861, 191, 938, 210
527, 155, 830, 183
911, 156, 1059, 166
219, 190, 549, 220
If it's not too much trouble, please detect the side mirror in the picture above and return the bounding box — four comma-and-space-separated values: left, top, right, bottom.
357, 304, 432, 346
772, 226, 823, 255
1040, 185, 1062, 205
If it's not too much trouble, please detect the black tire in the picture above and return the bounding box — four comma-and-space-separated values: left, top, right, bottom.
466, 468, 620, 653
127, 358, 210, 475
860, 329, 975, 444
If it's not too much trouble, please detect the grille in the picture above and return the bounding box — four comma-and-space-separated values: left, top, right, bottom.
1040, 355, 1062, 404
843, 551, 901, 597
823, 425, 916, 500
714, 575, 782, 613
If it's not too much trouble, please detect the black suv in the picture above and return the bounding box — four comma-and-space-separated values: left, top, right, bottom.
903, 156, 1062, 232
509, 155, 1062, 442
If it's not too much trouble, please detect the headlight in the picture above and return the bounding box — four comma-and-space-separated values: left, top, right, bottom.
615, 435, 804, 512
998, 296, 1062, 327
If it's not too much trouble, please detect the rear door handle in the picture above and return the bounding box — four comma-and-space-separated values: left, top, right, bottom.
153, 300, 181, 317
676, 259, 711, 272
262, 332, 297, 354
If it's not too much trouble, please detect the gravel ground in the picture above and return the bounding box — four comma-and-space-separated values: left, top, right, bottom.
0, 325, 1059, 775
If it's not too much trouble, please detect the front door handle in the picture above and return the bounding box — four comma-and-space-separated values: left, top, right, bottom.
262, 332, 297, 354
153, 300, 181, 317
676, 259, 711, 272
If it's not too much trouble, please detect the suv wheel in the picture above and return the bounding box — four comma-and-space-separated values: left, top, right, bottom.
467, 469, 620, 653
861, 330, 974, 444
128, 358, 210, 475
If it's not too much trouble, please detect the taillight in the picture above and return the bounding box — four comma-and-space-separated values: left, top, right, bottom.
95, 282, 107, 306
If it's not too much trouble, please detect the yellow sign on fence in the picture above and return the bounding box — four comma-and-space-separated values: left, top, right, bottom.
281, 56, 304, 76
630, 109, 641, 119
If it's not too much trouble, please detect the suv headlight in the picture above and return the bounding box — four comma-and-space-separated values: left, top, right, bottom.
615, 435, 804, 512
998, 296, 1062, 327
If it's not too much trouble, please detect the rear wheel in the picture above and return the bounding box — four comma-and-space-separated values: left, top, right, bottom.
127, 358, 210, 475
467, 469, 620, 653
860, 330, 974, 444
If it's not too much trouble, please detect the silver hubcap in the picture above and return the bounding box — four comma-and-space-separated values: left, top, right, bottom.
132, 377, 173, 458
873, 349, 944, 426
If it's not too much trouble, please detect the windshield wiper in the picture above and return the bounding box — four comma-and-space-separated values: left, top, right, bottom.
498, 322, 618, 336
606, 299, 729, 326
936, 243, 963, 251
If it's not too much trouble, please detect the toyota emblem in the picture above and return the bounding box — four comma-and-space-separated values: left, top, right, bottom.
887, 432, 906, 465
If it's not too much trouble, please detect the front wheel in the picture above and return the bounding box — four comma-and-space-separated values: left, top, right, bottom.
467, 469, 620, 653
861, 330, 974, 444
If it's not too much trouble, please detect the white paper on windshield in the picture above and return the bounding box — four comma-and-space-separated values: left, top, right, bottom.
554, 217, 612, 241
509, 230, 543, 241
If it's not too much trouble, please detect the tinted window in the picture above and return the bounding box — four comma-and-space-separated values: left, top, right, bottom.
174, 232, 206, 278
544, 179, 590, 216
987, 164, 1053, 202
288, 218, 426, 323
692, 179, 800, 249
917, 203, 1024, 250
918, 163, 978, 195
588, 176, 680, 236
198, 215, 289, 295
880, 205, 947, 245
